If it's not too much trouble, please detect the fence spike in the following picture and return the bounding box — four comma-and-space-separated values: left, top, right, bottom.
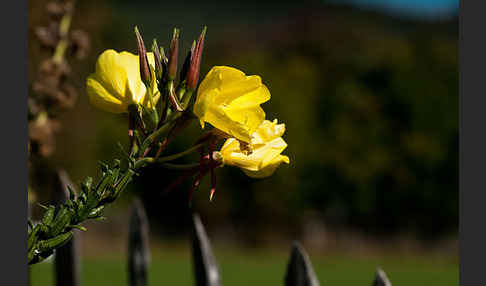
191, 213, 221, 286
284, 241, 320, 286
54, 169, 81, 286
128, 199, 151, 286
372, 267, 391, 286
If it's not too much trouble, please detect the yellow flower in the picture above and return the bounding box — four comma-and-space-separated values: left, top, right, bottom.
86, 49, 159, 113
219, 119, 290, 178
193, 66, 271, 143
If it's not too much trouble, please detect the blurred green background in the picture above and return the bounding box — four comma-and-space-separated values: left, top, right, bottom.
29, 0, 458, 285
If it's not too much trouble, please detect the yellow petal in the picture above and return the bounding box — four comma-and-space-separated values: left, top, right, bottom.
226, 105, 266, 138
226, 84, 271, 109
86, 74, 126, 113
280, 155, 290, 164
197, 66, 246, 96
119, 51, 146, 104
203, 105, 254, 142
242, 155, 290, 178
220, 137, 287, 171
256, 137, 288, 169
86, 50, 160, 113
194, 66, 271, 143
94, 49, 130, 102
219, 118, 289, 178
220, 138, 239, 154
121, 51, 159, 108
252, 119, 286, 144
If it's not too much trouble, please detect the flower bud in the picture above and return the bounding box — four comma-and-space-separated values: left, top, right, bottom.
179, 42, 193, 82
168, 28, 179, 80
186, 26, 206, 90
160, 46, 168, 64
160, 46, 168, 81
134, 26, 151, 85
152, 39, 163, 80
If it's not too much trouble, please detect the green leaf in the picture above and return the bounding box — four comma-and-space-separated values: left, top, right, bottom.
81, 177, 93, 191
70, 225, 87, 231
88, 205, 105, 218
67, 186, 76, 200
37, 203, 49, 211
40, 206, 55, 225
28, 219, 34, 231
96, 172, 115, 197
98, 160, 109, 173
117, 142, 130, 160
39, 206, 55, 234
37, 231, 73, 251
28, 225, 40, 251
49, 207, 73, 237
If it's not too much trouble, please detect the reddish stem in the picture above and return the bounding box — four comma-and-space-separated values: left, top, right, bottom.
154, 115, 192, 158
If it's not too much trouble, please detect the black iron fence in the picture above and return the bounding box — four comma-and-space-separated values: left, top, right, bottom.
50, 171, 392, 286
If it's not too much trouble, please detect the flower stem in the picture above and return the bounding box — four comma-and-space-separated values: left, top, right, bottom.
140, 114, 178, 153
158, 162, 201, 170
135, 142, 204, 168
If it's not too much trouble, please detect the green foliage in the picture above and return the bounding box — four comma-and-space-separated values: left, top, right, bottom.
28, 159, 132, 264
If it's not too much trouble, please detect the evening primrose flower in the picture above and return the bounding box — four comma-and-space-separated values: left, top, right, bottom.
193, 66, 271, 143
86, 49, 159, 113
219, 119, 289, 178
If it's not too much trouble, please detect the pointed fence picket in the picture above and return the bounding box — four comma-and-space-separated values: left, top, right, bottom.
53, 170, 81, 286
128, 199, 150, 286
372, 268, 392, 286
285, 242, 320, 286
191, 213, 222, 286
126, 204, 393, 286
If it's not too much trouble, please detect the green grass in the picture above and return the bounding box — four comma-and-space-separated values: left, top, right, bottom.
30, 248, 458, 286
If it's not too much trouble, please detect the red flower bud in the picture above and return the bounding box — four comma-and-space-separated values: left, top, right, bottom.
168, 28, 179, 80
152, 39, 163, 80
186, 26, 206, 91
134, 26, 151, 85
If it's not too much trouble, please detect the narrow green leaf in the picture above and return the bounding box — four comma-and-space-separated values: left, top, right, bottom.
38, 231, 73, 251
70, 225, 87, 231
37, 203, 49, 211
28, 225, 40, 251
67, 186, 76, 200
49, 207, 73, 237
